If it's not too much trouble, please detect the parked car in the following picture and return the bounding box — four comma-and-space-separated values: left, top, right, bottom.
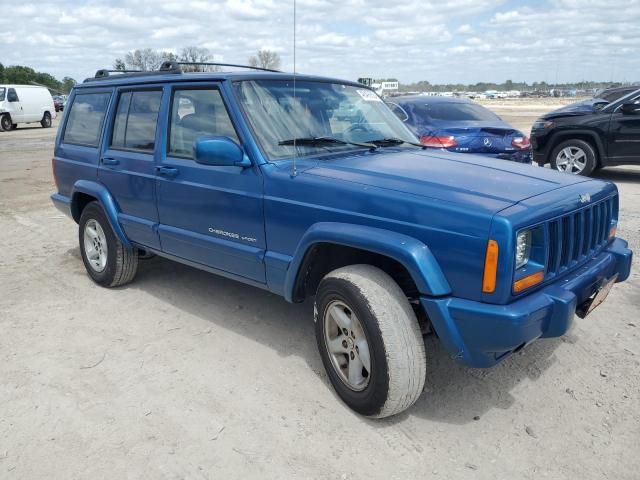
0, 84, 56, 131
531, 87, 640, 175
387, 96, 532, 163
53, 95, 65, 112
51, 62, 632, 418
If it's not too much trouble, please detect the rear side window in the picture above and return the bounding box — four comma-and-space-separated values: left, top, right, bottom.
63, 92, 111, 147
111, 90, 162, 152
410, 102, 499, 122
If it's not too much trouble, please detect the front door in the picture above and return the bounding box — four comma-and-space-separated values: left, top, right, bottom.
155, 83, 266, 283
98, 87, 163, 250
608, 93, 640, 163
6, 88, 25, 123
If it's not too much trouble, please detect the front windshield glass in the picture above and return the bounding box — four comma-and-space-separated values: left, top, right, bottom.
0, 88, 5, 102
233, 79, 419, 160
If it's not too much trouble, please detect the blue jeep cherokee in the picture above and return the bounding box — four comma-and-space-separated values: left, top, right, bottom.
51, 61, 632, 418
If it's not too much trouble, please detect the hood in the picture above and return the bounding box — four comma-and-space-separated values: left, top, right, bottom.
542, 98, 609, 119
303, 148, 590, 214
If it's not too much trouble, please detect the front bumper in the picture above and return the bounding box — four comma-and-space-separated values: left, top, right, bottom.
421, 238, 632, 368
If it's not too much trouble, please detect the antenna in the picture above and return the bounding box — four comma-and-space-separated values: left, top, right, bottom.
292, 0, 297, 177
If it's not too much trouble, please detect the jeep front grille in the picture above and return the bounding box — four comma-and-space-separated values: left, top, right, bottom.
546, 196, 615, 277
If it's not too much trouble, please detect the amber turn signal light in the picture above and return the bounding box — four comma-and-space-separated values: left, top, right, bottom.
482, 240, 499, 293
609, 225, 617, 240
513, 271, 544, 293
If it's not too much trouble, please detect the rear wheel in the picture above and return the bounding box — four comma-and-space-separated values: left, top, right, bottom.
315, 265, 426, 418
41, 112, 52, 128
550, 139, 597, 176
78, 202, 138, 287
0, 114, 12, 131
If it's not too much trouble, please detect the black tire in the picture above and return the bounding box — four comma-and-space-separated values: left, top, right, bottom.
315, 265, 426, 418
550, 139, 597, 176
41, 112, 52, 128
78, 202, 138, 287
10, 124, 17, 130
0, 114, 12, 131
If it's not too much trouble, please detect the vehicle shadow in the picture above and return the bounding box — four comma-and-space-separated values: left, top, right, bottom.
593, 166, 640, 184
128, 254, 564, 426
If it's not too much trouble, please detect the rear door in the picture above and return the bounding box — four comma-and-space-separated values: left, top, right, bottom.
607, 93, 640, 163
97, 86, 164, 249
155, 82, 266, 283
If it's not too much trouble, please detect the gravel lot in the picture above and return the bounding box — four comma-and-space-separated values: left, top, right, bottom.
1, 106, 639, 479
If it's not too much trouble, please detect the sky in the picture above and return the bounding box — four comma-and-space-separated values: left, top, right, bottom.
1, 0, 639, 85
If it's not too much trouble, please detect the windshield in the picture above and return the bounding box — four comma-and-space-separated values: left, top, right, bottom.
595, 87, 638, 103
0, 88, 5, 102
406, 101, 499, 122
233, 79, 419, 160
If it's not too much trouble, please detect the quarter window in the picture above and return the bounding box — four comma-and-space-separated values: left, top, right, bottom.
168, 88, 239, 158
63, 92, 111, 147
111, 90, 162, 152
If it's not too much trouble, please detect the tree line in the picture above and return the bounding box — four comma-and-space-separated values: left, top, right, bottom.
388, 79, 636, 93
113, 47, 281, 72
0, 63, 76, 94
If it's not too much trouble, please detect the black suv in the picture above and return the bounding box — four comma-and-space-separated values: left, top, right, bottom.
531, 87, 640, 175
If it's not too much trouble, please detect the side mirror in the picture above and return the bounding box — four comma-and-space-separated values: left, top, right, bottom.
193, 136, 250, 167
620, 103, 640, 115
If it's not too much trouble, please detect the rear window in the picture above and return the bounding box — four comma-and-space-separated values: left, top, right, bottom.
409, 101, 499, 122
111, 90, 162, 152
63, 92, 111, 147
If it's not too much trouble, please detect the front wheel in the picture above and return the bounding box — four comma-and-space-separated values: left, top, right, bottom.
41, 112, 52, 128
550, 139, 597, 176
78, 202, 138, 287
0, 114, 12, 131
315, 265, 426, 418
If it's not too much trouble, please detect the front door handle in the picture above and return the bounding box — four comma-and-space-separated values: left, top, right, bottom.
102, 157, 120, 166
156, 166, 179, 178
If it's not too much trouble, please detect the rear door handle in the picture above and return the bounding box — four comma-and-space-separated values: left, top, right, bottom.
102, 157, 120, 166
156, 166, 179, 178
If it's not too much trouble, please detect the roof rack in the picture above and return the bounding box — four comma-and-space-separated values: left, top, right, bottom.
83, 60, 281, 83
84, 61, 181, 83
175, 61, 281, 73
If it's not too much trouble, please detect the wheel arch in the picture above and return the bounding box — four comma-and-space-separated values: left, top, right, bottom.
284, 222, 451, 303
71, 180, 132, 248
548, 130, 606, 165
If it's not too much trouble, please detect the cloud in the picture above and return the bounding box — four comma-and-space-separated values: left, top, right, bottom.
0, 0, 638, 84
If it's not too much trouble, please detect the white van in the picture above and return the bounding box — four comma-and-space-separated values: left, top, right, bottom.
0, 85, 57, 131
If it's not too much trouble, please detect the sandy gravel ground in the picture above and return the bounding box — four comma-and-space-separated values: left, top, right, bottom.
0, 108, 639, 479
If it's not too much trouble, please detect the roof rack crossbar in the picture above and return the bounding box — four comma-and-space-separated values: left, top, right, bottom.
176, 61, 281, 73
83, 59, 281, 83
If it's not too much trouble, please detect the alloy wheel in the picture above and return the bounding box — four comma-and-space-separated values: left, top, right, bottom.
83, 219, 108, 272
555, 146, 587, 174
323, 300, 372, 391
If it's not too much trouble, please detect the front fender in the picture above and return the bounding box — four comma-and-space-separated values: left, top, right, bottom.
71, 180, 132, 248
284, 222, 451, 302
549, 128, 607, 162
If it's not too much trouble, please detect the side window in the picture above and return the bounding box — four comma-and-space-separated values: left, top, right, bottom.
168, 88, 239, 158
111, 90, 162, 152
7, 88, 19, 102
63, 92, 111, 147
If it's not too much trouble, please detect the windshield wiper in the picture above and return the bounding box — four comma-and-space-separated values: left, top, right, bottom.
278, 136, 378, 151
368, 137, 426, 149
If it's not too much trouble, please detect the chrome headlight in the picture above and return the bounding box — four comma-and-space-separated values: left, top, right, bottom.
515, 230, 532, 269
532, 120, 554, 130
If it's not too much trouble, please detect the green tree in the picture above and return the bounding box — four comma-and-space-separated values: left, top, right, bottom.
61, 77, 77, 94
